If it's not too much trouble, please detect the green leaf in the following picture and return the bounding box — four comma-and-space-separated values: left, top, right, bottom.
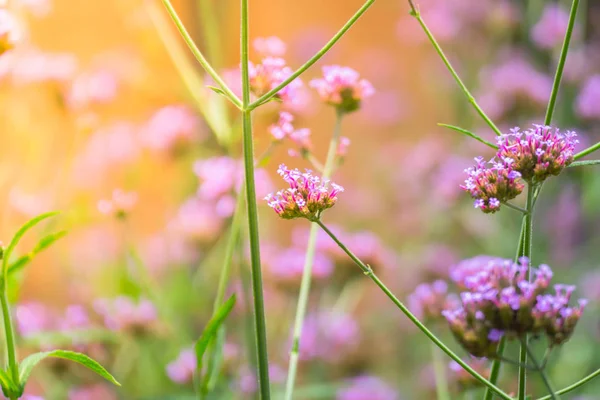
207, 85, 227, 97
438, 123, 498, 150
2, 211, 60, 276
568, 160, 600, 168
19, 350, 120, 389
7, 230, 68, 276
195, 294, 236, 373
0, 368, 17, 395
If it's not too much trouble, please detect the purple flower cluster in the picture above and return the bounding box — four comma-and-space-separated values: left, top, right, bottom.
463, 125, 578, 212
442, 257, 587, 357
461, 157, 524, 213
310, 65, 375, 114
295, 311, 359, 362
408, 280, 458, 322
248, 57, 303, 106
496, 125, 578, 183
265, 164, 344, 220
336, 375, 398, 400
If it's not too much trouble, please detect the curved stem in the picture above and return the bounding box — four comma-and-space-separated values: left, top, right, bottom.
544, 0, 580, 125
248, 0, 377, 110
240, 0, 270, 396
407, 3, 502, 136
0, 291, 18, 393
160, 0, 242, 109
284, 112, 344, 400
536, 368, 600, 400
574, 142, 600, 160
314, 220, 513, 400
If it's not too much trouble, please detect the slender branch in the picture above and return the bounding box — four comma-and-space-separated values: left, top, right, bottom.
284, 112, 344, 400
438, 124, 498, 149
248, 0, 377, 110
303, 152, 325, 173
502, 202, 529, 214
536, 368, 600, 400
240, 0, 270, 396
314, 220, 513, 400
569, 159, 600, 167
407, 3, 502, 136
518, 184, 535, 400
523, 340, 559, 400
574, 142, 600, 160
544, 0, 580, 125
160, 0, 243, 109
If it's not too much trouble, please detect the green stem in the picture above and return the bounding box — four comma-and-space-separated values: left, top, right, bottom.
569, 160, 600, 167
284, 112, 343, 400
248, 0, 377, 110
544, 0, 580, 126
240, 0, 270, 396
0, 290, 18, 396
407, 2, 502, 136
161, 0, 242, 109
431, 341, 451, 400
536, 367, 600, 400
482, 337, 506, 400
314, 220, 513, 400
523, 341, 559, 400
437, 124, 498, 149
502, 202, 529, 214
574, 142, 600, 160
518, 184, 535, 400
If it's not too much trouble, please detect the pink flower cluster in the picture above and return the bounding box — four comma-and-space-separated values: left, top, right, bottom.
16, 303, 90, 337
295, 311, 359, 362
461, 156, 524, 213
97, 189, 138, 219
310, 65, 374, 114
531, 5, 571, 50
443, 257, 587, 357
496, 125, 578, 183
166, 348, 195, 384
248, 57, 303, 105
265, 164, 344, 220
94, 296, 157, 333
336, 375, 398, 400
268, 112, 311, 148
408, 280, 457, 322
140, 105, 200, 153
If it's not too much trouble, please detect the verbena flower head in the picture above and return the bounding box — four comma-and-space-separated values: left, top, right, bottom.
0, 9, 20, 55
248, 57, 303, 105
310, 65, 374, 114
496, 125, 578, 183
443, 257, 586, 357
336, 376, 398, 400
408, 280, 458, 322
265, 164, 344, 221
461, 156, 524, 213
253, 36, 286, 57
268, 112, 312, 150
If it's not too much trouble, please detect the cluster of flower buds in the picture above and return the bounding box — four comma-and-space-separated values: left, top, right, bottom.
442, 257, 587, 357
248, 57, 303, 105
408, 280, 458, 322
265, 164, 344, 220
310, 65, 375, 114
461, 157, 524, 213
496, 125, 578, 184
268, 112, 312, 151
463, 125, 578, 213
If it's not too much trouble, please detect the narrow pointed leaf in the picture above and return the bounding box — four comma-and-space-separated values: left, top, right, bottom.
19, 350, 120, 387
568, 160, 600, 168
2, 212, 60, 275
7, 230, 68, 276
195, 294, 236, 373
0, 368, 17, 394
438, 123, 498, 149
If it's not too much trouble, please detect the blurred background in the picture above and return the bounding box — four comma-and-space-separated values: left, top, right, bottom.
1, 0, 600, 398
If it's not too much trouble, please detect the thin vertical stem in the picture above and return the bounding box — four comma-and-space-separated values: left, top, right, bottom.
518, 184, 535, 400
431, 341, 451, 400
523, 340, 560, 400
407, 2, 502, 136
284, 112, 344, 400
314, 220, 513, 400
544, 0, 580, 125
0, 291, 18, 397
240, 0, 270, 396
482, 337, 506, 400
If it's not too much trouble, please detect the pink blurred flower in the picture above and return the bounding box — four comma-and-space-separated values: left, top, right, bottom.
166, 348, 195, 384
576, 75, 600, 119
268, 247, 334, 283
531, 5, 570, 50
8, 187, 53, 216
253, 36, 286, 57
337, 137, 351, 156
57, 305, 91, 332
248, 57, 304, 106
16, 302, 52, 336
140, 232, 198, 273
310, 65, 374, 113
0, 48, 77, 84
97, 189, 138, 218
337, 376, 398, 400
237, 365, 285, 394
69, 384, 116, 400
94, 296, 157, 332
67, 69, 119, 109
268, 111, 312, 151
295, 311, 359, 362
170, 197, 223, 241
140, 105, 200, 152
